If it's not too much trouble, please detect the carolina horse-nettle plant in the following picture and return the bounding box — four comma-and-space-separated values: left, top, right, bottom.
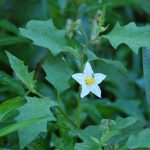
1, 1, 150, 150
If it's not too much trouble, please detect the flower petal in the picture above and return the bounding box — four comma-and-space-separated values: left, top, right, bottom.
72, 73, 86, 85
80, 84, 90, 98
90, 83, 101, 98
94, 73, 106, 84
83, 62, 93, 76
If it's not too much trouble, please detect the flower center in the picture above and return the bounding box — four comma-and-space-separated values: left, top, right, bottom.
85, 77, 94, 85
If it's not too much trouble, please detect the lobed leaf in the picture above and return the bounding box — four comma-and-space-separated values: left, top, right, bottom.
102, 22, 150, 54
74, 117, 143, 149
15, 97, 57, 149
20, 19, 67, 56
126, 129, 150, 149
0, 19, 18, 34
6, 52, 36, 91
0, 116, 49, 138
43, 54, 73, 95
0, 36, 27, 46
0, 71, 25, 95
0, 97, 24, 121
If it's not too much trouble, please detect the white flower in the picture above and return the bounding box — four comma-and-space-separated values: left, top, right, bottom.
72, 62, 106, 98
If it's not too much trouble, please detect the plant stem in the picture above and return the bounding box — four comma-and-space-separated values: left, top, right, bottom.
32, 90, 44, 98
142, 47, 150, 118
57, 107, 78, 128
80, 24, 90, 70
81, 46, 87, 71
80, 25, 89, 47
76, 25, 89, 128
77, 91, 81, 128
108, 144, 113, 150
24, 91, 31, 97
56, 89, 78, 128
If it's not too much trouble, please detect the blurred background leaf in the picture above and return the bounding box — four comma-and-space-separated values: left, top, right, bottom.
0, 0, 150, 149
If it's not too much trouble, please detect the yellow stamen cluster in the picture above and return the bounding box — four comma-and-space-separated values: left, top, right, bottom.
85, 77, 94, 85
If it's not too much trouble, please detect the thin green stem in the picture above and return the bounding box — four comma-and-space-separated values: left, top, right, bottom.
25, 89, 44, 98
81, 46, 86, 71
34, 91, 44, 98
77, 45, 86, 128
77, 91, 81, 128
56, 88, 78, 127
57, 107, 78, 128
76, 25, 90, 128
80, 25, 89, 46
24, 90, 31, 97
108, 144, 113, 150
80, 24, 90, 71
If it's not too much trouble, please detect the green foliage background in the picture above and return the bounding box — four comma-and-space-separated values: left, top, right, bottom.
0, 0, 150, 150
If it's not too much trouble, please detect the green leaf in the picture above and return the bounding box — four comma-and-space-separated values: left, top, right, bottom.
28, 138, 50, 150
100, 130, 120, 144
0, 97, 24, 121
132, 0, 150, 13
105, 0, 150, 13
0, 71, 25, 95
0, 19, 18, 34
102, 22, 150, 54
108, 117, 144, 145
20, 19, 67, 56
74, 125, 101, 150
64, 46, 80, 59
75, 125, 101, 142
74, 117, 143, 149
43, 54, 73, 95
6, 51, 36, 91
115, 117, 140, 130
126, 129, 150, 149
0, 36, 27, 46
112, 99, 142, 117
15, 97, 57, 149
51, 126, 75, 150
0, 148, 11, 150
57, 0, 67, 12
0, 116, 48, 137
105, 0, 131, 8
86, 50, 127, 76
75, 143, 101, 150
